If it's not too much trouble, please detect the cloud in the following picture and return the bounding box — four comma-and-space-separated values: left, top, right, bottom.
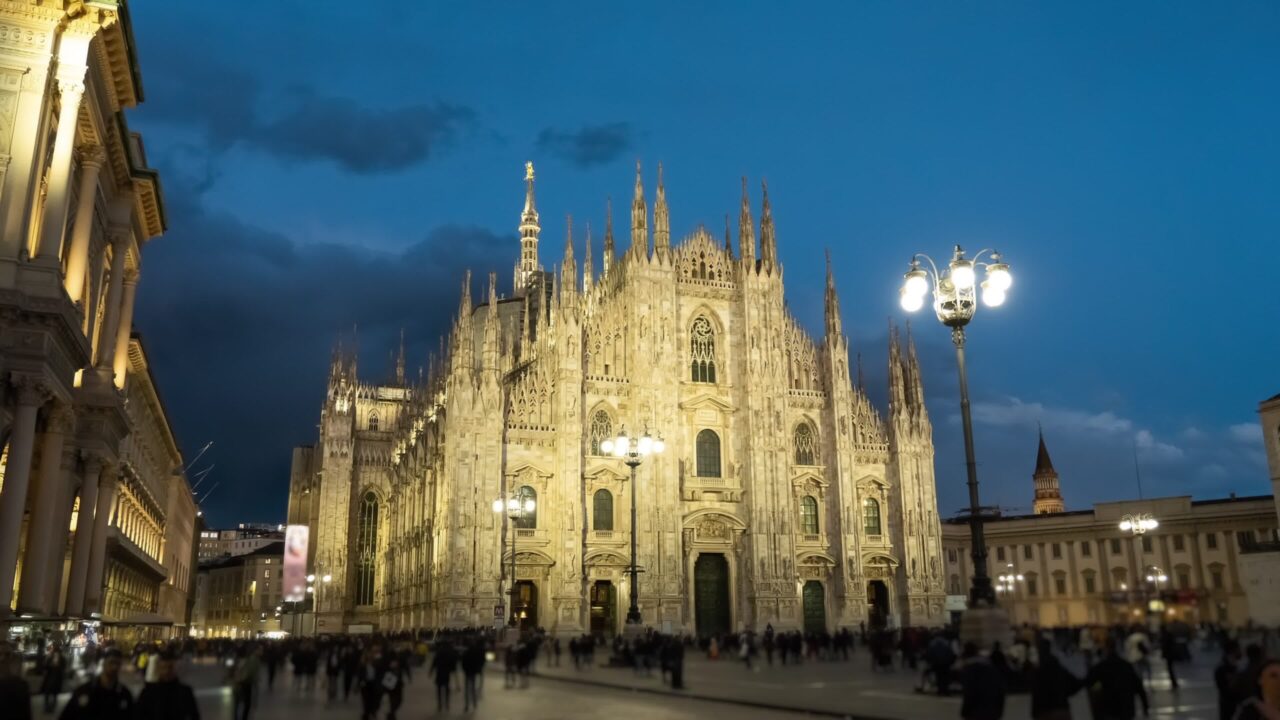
139, 51, 474, 174
1135, 429, 1184, 461
969, 396, 1134, 435
1229, 422, 1263, 444
536, 122, 634, 168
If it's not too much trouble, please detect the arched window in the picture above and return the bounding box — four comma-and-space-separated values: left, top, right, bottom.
368, 413, 379, 432
589, 410, 613, 455
949, 574, 961, 594
593, 489, 613, 531
514, 485, 537, 529
800, 496, 819, 534
356, 491, 379, 605
690, 316, 717, 383
863, 498, 882, 536
794, 423, 817, 465
696, 429, 721, 477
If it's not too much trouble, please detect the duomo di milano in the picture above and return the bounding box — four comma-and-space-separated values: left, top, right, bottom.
287, 163, 948, 637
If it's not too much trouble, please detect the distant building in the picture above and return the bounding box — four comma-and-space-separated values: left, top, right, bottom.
1238, 392, 1280, 625
198, 526, 284, 563
1031, 431, 1065, 515
191, 541, 284, 638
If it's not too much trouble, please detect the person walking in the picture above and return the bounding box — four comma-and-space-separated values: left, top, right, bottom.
323, 645, 342, 703
431, 639, 458, 712
341, 644, 360, 701
1215, 640, 1243, 720
959, 643, 1006, 720
357, 647, 384, 720
59, 649, 133, 720
135, 654, 200, 720
40, 643, 66, 713
0, 642, 32, 720
1160, 629, 1181, 691
461, 639, 486, 712
1030, 642, 1083, 720
229, 645, 261, 720
1085, 646, 1149, 720
381, 656, 405, 720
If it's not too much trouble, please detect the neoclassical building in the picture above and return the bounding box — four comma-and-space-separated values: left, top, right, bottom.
0, 1, 197, 638
288, 164, 948, 636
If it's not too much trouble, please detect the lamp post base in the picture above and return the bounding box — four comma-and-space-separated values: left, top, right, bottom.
622, 617, 646, 640
958, 603, 1012, 651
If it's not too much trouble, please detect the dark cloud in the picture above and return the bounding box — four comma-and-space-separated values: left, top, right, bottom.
536, 122, 633, 168
134, 177, 509, 525
139, 49, 473, 174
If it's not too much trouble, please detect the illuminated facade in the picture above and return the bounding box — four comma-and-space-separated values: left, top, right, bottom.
0, 1, 195, 631
289, 164, 948, 636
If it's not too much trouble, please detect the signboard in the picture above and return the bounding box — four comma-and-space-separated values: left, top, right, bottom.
944, 595, 968, 612
283, 525, 309, 602
494, 604, 505, 620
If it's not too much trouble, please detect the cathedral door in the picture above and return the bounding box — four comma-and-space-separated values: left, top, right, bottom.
802, 580, 826, 633
867, 580, 890, 629
514, 581, 538, 630
589, 580, 617, 638
694, 554, 731, 638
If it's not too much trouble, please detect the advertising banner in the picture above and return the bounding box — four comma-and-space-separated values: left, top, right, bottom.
284, 525, 309, 602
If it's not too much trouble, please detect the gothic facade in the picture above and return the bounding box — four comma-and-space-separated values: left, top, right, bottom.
288, 164, 948, 636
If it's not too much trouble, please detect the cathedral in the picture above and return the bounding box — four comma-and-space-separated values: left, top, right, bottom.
286, 163, 948, 637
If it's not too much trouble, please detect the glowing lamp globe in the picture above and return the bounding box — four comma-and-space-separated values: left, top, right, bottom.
903, 269, 928, 297
987, 263, 1012, 291
950, 261, 976, 289
900, 289, 925, 312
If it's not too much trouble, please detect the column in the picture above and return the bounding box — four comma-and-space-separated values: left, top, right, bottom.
0, 56, 52, 262
32, 77, 87, 263
62, 145, 106, 303
94, 230, 129, 369
46, 460, 80, 615
83, 467, 120, 615
0, 380, 47, 615
65, 455, 103, 617
17, 403, 72, 614
111, 269, 138, 388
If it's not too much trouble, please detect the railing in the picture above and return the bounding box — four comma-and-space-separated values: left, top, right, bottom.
690, 476, 726, 487
516, 529, 536, 538
591, 530, 615, 541
801, 534, 822, 544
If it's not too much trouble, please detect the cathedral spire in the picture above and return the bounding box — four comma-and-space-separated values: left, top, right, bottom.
888, 322, 906, 410
1032, 430, 1066, 514
739, 177, 755, 264
856, 351, 866, 391
395, 328, 406, 385
654, 162, 670, 255
483, 272, 500, 368
724, 214, 734, 256
824, 249, 843, 338
760, 179, 777, 269
905, 322, 926, 408
517, 161, 541, 291
583, 221, 594, 294
603, 197, 615, 277
561, 215, 577, 308
631, 161, 648, 258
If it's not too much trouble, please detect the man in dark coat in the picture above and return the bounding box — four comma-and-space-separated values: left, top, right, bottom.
1085, 646, 1149, 720
1030, 643, 1082, 720
1214, 640, 1243, 720
960, 643, 1007, 720
0, 642, 32, 720
136, 654, 200, 720
431, 640, 458, 711
461, 639, 486, 711
59, 649, 134, 720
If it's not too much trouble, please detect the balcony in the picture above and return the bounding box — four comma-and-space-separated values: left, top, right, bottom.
589, 530, 625, 545
680, 473, 742, 502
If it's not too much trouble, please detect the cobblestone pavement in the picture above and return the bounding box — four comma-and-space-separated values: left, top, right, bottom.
29, 648, 1226, 719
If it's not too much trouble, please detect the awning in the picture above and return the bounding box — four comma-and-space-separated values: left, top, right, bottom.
103, 612, 175, 627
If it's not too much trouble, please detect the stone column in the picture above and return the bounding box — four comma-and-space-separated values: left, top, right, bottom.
110, 270, 139, 387
64, 455, 103, 617
62, 145, 106, 304
46, 459, 80, 615
33, 77, 87, 263
0, 380, 48, 614
17, 403, 73, 614
94, 230, 129, 369
83, 467, 120, 615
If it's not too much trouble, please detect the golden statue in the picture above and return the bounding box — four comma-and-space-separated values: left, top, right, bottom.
525, 161, 534, 181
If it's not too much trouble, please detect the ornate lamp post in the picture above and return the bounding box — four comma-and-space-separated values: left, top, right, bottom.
1119, 513, 1159, 536
899, 246, 1012, 627
601, 427, 664, 627
493, 491, 536, 627
994, 563, 1025, 595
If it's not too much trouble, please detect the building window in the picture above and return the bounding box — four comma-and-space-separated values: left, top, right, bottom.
368, 413, 379, 432
1054, 575, 1067, 596
1051, 543, 1062, 559
947, 549, 957, 563
949, 574, 960, 594
793, 424, 817, 465
1173, 534, 1185, 552
589, 411, 612, 455
592, 489, 613, 531
1110, 538, 1122, 555
996, 546, 1006, 562
1083, 573, 1096, 594
1023, 545, 1033, 560
800, 496, 819, 535
356, 491, 379, 606
1026, 574, 1039, 596
1081, 542, 1092, 557
1206, 532, 1218, 550
1237, 530, 1257, 550
514, 486, 538, 529
1211, 568, 1225, 590
696, 429, 721, 477
1112, 568, 1128, 590
863, 498, 882, 536
1177, 570, 1191, 590
1142, 536, 1153, 553
690, 316, 717, 383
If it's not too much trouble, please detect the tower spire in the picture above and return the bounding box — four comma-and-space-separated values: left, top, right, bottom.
760, 179, 777, 268
603, 197, 615, 277
561, 215, 577, 308
395, 328, 406, 385
738, 177, 755, 264
583, 221, 594, 294
631, 161, 648, 258
1032, 430, 1066, 514
517, 161, 541, 291
654, 162, 670, 255
824, 249, 843, 337
888, 321, 906, 410
724, 214, 733, 256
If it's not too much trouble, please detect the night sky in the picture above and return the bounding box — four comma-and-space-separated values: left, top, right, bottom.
126, 2, 1279, 527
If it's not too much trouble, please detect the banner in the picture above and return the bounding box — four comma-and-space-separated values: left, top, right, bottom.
284, 525, 309, 602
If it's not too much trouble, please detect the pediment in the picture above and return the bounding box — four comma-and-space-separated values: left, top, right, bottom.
585, 549, 629, 566
506, 461, 553, 481
791, 470, 828, 490
584, 464, 629, 482
798, 551, 837, 565
679, 393, 734, 412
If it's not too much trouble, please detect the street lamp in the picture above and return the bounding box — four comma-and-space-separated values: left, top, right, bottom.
600, 426, 665, 627
1119, 513, 1159, 535
899, 245, 1012, 610
994, 563, 1025, 595
493, 491, 536, 627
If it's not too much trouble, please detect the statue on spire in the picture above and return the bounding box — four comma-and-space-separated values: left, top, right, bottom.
739, 177, 755, 264
516, 161, 541, 291
631, 161, 647, 257
654, 162, 670, 255
760, 179, 777, 268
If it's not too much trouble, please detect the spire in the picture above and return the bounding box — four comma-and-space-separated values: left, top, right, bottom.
724, 214, 733, 256
760, 179, 777, 268
603, 197, 615, 277
483, 272, 499, 368
458, 270, 473, 320
1032, 429, 1066, 514
395, 328, 406, 385
583, 221, 594, 293
738, 177, 755, 264
654, 162, 670, 255
856, 351, 865, 391
561, 215, 577, 307
517, 161, 541, 290
888, 321, 906, 410
824, 249, 843, 337
631, 161, 648, 257
905, 322, 926, 408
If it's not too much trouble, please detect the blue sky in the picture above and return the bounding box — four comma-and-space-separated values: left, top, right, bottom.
126, 2, 1279, 526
